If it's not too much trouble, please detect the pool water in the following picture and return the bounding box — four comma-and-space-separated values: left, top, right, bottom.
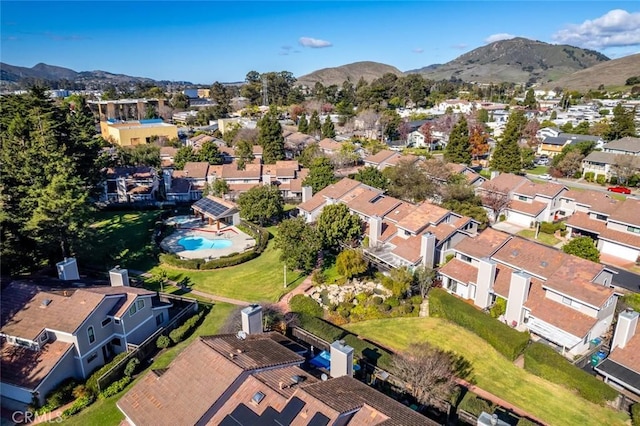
178, 236, 233, 251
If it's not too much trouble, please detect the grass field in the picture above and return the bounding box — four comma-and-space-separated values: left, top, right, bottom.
151, 226, 306, 303
527, 166, 550, 175
61, 302, 236, 426
80, 210, 161, 271
517, 229, 561, 247
346, 318, 629, 426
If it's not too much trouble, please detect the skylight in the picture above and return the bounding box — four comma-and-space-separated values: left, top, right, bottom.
252, 391, 265, 404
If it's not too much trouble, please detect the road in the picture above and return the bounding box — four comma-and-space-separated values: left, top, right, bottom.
526, 173, 638, 196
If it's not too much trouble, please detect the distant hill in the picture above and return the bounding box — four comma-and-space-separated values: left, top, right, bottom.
407, 37, 609, 85
543, 53, 640, 91
296, 61, 403, 87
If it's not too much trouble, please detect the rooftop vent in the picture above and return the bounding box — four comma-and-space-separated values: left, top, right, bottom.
540, 261, 548, 267
511, 249, 519, 257
41, 299, 52, 307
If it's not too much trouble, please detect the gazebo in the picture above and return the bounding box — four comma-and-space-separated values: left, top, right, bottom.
191, 196, 240, 230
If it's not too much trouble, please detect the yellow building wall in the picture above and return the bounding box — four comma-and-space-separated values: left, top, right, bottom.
100, 122, 178, 146
217, 118, 241, 135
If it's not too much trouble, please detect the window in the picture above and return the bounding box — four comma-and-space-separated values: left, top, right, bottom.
114, 318, 121, 325
101, 318, 112, 327
562, 297, 572, 306
155, 313, 165, 326
87, 353, 98, 363
111, 338, 121, 347
518, 195, 528, 201
16, 338, 32, 348
595, 214, 607, 221
88, 326, 95, 344
39, 332, 48, 343
129, 304, 137, 316
137, 299, 145, 310
461, 254, 472, 263
627, 226, 640, 234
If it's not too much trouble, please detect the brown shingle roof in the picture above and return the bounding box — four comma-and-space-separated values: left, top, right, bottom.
318, 138, 341, 152
298, 178, 362, 213
508, 199, 547, 216
0, 339, 73, 389
390, 235, 422, 264
479, 173, 528, 193
493, 237, 565, 280
439, 259, 478, 284
609, 332, 640, 374
561, 190, 621, 215
514, 181, 567, 198
363, 150, 398, 165
201, 334, 304, 370
609, 198, 640, 227
382, 202, 415, 223
566, 211, 607, 234
455, 228, 511, 259
183, 162, 209, 179
345, 191, 402, 218
396, 202, 449, 234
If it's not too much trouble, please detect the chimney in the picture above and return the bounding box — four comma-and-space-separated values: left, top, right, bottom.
302, 186, 313, 203
56, 257, 80, 281
490, 170, 500, 180
504, 271, 530, 327
474, 257, 497, 309
368, 215, 382, 248
163, 170, 172, 191
420, 232, 436, 269
109, 267, 130, 287
241, 304, 263, 335
330, 340, 354, 378
612, 310, 639, 350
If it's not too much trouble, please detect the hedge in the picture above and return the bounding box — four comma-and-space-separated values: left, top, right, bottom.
85, 352, 129, 395
99, 376, 132, 399
169, 309, 206, 344
458, 392, 495, 417
159, 221, 269, 270
289, 294, 324, 317
632, 403, 640, 426
37, 378, 77, 413
523, 342, 618, 404
296, 313, 393, 370
62, 395, 95, 417
429, 289, 529, 361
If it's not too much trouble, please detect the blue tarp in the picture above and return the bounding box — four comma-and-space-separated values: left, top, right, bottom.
309, 350, 330, 369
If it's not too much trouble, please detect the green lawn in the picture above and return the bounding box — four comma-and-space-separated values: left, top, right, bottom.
151, 227, 306, 303
61, 302, 236, 426
80, 210, 161, 271
527, 166, 550, 175
346, 318, 628, 426
517, 229, 561, 247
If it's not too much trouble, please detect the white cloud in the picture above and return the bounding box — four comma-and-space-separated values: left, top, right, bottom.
299, 37, 332, 48
552, 9, 640, 49
484, 33, 516, 43
412, 48, 424, 54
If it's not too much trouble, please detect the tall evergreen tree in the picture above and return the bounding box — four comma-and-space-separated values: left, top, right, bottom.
321, 118, 336, 139
523, 89, 537, 109
258, 106, 285, 164
308, 110, 321, 138
303, 157, 336, 193
490, 110, 526, 173
297, 114, 309, 134
444, 116, 471, 164
606, 104, 637, 141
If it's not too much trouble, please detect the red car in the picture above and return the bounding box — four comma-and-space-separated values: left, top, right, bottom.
607, 186, 632, 194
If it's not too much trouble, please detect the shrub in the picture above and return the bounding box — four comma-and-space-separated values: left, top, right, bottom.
609, 176, 618, 185
401, 304, 414, 314
410, 295, 424, 305
62, 395, 95, 417
596, 174, 606, 185
489, 297, 506, 319
379, 303, 392, 312
156, 335, 170, 349
311, 269, 325, 285
632, 403, 640, 426
124, 357, 141, 377
499, 214, 506, 222
169, 310, 206, 344
86, 352, 129, 395
523, 342, 618, 404
99, 376, 132, 399
429, 289, 529, 361
584, 171, 595, 182
458, 392, 495, 417
38, 378, 77, 413
372, 296, 383, 305
386, 297, 400, 308
289, 294, 324, 317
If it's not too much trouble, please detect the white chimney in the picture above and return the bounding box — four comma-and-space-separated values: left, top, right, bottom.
504, 271, 530, 327
301, 186, 313, 203
368, 215, 382, 248
612, 310, 639, 350
490, 170, 500, 180
109, 267, 130, 287
241, 304, 263, 335
163, 170, 172, 191
330, 340, 354, 378
420, 232, 436, 269
474, 258, 497, 309
56, 258, 80, 281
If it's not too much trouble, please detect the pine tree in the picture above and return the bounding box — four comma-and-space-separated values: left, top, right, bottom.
258, 106, 285, 164
298, 114, 308, 134
308, 110, 321, 138
606, 104, 637, 141
444, 116, 471, 164
523, 89, 537, 110
490, 110, 526, 173
321, 118, 336, 139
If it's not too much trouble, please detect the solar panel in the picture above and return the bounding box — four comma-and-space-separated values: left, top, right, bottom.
228, 404, 260, 425
307, 412, 330, 426
278, 397, 305, 425
219, 416, 240, 426
193, 197, 233, 218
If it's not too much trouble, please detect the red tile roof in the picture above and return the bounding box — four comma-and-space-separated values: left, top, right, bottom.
345, 190, 402, 218
182, 162, 209, 179
396, 202, 449, 234
439, 259, 478, 284
454, 228, 511, 259
0, 339, 73, 390
508, 199, 547, 216
390, 235, 422, 264
609, 332, 640, 374
298, 178, 363, 213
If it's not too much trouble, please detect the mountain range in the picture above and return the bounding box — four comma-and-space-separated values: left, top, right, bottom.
2, 38, 639, 91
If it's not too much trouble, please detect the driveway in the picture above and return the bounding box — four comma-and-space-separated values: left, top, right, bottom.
491, 221, 528, 235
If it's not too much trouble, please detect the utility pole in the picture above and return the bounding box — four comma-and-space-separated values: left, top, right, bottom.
283, 262, 287, 289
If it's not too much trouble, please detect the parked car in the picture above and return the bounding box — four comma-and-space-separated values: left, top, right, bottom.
607, 186, 632, 194
539, 174, 553, 180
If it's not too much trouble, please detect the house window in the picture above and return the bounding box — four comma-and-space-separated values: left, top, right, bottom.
461, 254, 472, 263
595, 214, 607, 221
137, 299, 145, 310
562, 297, 572, 306
155, 312, 165, 326
101, 318, 112, 327
16, 338, 32, 348
449, 280, 458, 293
627, 226, 640, 234
114, 318, 121, 325
88, 326, 95, 344
87, 353, 98, 363
129, 304, 137, 316
39, 332, 48, 343
111, 338, 121, 347
404, 230, 410, 236
518, 196, 528, 201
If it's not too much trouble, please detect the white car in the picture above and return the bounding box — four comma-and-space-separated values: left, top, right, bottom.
539, 174, 553, 180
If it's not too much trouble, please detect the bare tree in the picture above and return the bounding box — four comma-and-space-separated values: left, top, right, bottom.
480, 184, 511, 223
391, 342, 458, 406
412, 266, 436, 299
357, 110, 381, 139
613, 154, 639, 185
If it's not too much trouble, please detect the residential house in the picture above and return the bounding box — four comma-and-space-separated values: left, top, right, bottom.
477, 173, 567, 225
284, 132, 316, 155
362, 150, 418, 171
537, 133, 605, 158
99, 119, 177, 147
171, 161, 210, 200
582, 137, 640, 181
160, 146, 178, 169
438, 229, 617, 356
595, 309, 640, 400
422, 159, 485, 187
117, 332, 434, 426
219, 145, 264, 164
263, 161, 310, 200
0, 268, 174, 406
102, 166, 159, 203
317, 138, 342, 156
209, 162, 263, 196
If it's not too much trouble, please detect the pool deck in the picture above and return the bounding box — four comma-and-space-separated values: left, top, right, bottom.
161, 224, 256, 260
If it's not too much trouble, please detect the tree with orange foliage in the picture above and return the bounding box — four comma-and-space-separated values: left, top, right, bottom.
469, 123, 490, 161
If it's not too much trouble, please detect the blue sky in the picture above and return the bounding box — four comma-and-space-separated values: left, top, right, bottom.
2, 1, 639, 84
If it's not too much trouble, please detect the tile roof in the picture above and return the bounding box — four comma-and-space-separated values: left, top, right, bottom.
479, 173, 528, 193
396, 202, 449, 234
567, 211, 640, 250
514, 181, 567, 198
609, 198, 640, 227
508, 199, 547, 216
0, 339, 73, 389
492, 265, 515, 298
384, 154, 418, 167
363, 150, 398, 165
298, 178, 363, 213
560, 189, 621, 215
381, 202, 415, 223
390, 235, 422, 264
492, 237, 566, 280
438, 259, 478, 284
524, 282, 597, 338
609, 332, 640, 374
201, 334, 304, 370
1, 283, 107, 340
318, 138, 341, 152
183, 162, 210, 179
454, 228, 512, 259
345, 190, 402, 218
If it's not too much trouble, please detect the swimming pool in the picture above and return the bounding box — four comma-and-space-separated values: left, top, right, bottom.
166, 216, 201, 227
178, 236, 233, 251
